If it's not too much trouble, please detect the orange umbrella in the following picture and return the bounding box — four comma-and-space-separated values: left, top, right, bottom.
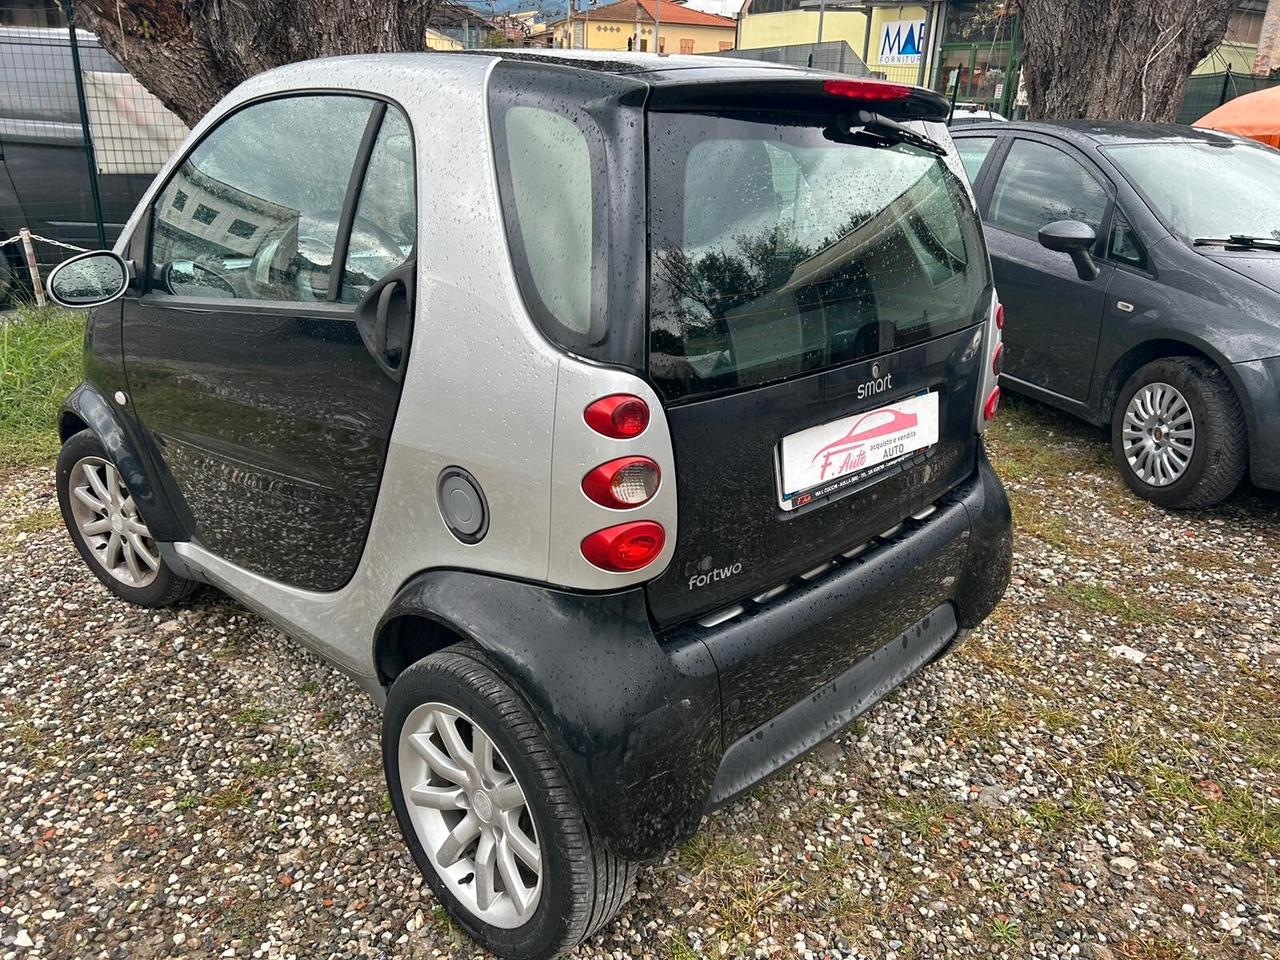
1197, 85, 1280, 148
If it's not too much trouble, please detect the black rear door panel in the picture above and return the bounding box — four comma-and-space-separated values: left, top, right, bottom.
646, 323, 985, 627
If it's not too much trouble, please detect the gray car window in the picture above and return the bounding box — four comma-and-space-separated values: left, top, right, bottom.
150, 95, 375, 302
502, 105, 594, 335
955, 136, 996, 184
340, 108, 416, 303
989, 139, 1107, 240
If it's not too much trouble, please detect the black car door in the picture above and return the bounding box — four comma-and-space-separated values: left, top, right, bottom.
120, 93, 417, 592
980, 135, 1115, 402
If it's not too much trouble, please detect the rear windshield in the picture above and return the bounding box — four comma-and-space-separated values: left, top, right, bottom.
648, 110, 990, 401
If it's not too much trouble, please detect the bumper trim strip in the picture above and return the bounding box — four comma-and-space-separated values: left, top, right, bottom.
706, 602, 959, 809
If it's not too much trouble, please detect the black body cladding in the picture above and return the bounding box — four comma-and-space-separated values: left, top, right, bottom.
378, 451, 1010, 861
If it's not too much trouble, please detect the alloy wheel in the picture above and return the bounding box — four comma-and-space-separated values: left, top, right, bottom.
1122, 382, 1196, 487
67, 456, 161, 588
398, 702, 542, 928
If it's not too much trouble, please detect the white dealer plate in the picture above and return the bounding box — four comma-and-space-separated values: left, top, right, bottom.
777, 392, 939, 510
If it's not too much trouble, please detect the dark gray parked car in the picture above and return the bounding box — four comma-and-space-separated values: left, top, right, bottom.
952, 120, 1280, 508
0, 25, 183, 292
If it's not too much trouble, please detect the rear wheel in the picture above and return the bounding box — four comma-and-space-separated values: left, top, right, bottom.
56, 430, 199, 606
1112, 358, 1247, 509
383, 649, 637, 959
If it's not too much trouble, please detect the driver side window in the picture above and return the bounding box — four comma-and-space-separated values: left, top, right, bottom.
150, 95, 388, 303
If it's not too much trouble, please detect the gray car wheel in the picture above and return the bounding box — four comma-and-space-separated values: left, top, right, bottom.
57, 430, 199, 606
383, 648, 637, 960
1112, 358, 1247, 509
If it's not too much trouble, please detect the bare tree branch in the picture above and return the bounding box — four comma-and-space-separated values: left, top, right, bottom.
72, 0, 441, 125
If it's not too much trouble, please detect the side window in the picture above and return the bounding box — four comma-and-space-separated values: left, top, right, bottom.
502, 105, 594, 336
150, 95, 410, 304
1108, 213, 1147, 269
989, 139, 1108, 241
955, 136, 996, 185
340, 109, 416, 303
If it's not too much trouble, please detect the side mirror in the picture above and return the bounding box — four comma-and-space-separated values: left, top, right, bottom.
45, 250, 131, 308
1038, 220, 1099, 281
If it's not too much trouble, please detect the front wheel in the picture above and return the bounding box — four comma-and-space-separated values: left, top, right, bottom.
383, 649, 636, 959
1111, 357, 1247, 509
56, 430, 200, 606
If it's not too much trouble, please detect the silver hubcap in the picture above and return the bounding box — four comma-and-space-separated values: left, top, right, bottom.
398, 703, 542, 928
68, 457, 160, 588
1122, 382, 1196, 487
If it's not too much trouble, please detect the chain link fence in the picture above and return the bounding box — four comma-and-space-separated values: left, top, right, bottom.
1178, 69, 1280, 125
0, 0, 187, 301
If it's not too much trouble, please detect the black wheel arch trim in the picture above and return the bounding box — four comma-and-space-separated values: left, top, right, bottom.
59, 381, 192, 543
372, 570, 723, 861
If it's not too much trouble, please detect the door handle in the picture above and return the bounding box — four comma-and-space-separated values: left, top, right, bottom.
355, 258, 415, 383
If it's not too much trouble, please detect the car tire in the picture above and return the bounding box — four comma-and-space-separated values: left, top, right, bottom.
383, 648, 637, 960
1112, 358, 1247, 509
56, 429, 200, 607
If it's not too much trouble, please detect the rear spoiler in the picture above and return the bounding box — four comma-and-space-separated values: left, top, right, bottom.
647, 76, 950, 124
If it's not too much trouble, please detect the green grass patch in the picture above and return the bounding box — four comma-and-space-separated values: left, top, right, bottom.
209, 783, 254, 810
1143, 764, 1280, 858
231, 706, 272, 725
130, 732, 160, 751
1058, 582, 1163, 625
886, 797, 955, 838
988, 916, 1021, 946
0, 306, 84, 469
678, 832, 755, 876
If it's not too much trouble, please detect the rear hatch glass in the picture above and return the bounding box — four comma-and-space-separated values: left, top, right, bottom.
644, 107, 992, 627
648, 109, 987, 401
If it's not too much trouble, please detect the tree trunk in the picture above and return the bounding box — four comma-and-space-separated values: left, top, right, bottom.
1252, 0, 1280, 77
72, 1, 438, 126
1014, 0, 1237, 121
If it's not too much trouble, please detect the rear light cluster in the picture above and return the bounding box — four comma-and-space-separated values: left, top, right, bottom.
584, 394, 649, 439
981, 302, 1004, 425
582, 456, 660, 509
983, 387, 1001, 421
580, 521, 665, 572
580, 395, 666, 572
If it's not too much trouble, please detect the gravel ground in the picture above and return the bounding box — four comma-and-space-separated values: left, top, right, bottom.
1, 396, 1277, 960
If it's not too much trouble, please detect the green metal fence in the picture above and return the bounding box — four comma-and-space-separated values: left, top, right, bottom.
1179, 69, 1280, 125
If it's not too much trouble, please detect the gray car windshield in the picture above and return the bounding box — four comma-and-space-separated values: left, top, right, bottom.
1105, 139, 1280, 242
648, 110, 990, 401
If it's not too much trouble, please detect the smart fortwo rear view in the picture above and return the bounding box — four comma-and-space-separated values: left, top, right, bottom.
46, 52, 1011, 960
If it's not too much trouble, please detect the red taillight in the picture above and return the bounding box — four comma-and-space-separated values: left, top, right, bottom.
584, 395, 650, 439
992, 342, 1005, 377
995, 303, 1005, 330
581, 521, 666, 572
822, 78, 913, 102
983, 386, 1001, 421
582, 457, 660, 508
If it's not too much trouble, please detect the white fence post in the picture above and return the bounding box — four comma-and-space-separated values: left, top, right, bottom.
19, 228, 46, 308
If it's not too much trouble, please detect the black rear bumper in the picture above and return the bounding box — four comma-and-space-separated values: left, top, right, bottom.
381, 447, 1011, 861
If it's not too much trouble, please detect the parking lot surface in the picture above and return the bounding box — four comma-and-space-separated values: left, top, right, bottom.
1, 396, 1277, 959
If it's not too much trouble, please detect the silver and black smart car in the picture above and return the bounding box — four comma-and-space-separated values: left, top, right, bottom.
45, 51, 1012, 959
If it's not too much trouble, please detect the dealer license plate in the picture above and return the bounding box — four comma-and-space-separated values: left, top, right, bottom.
777, 392, 939, 510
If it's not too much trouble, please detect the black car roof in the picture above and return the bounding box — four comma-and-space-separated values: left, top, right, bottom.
953, 118, 1243, 147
